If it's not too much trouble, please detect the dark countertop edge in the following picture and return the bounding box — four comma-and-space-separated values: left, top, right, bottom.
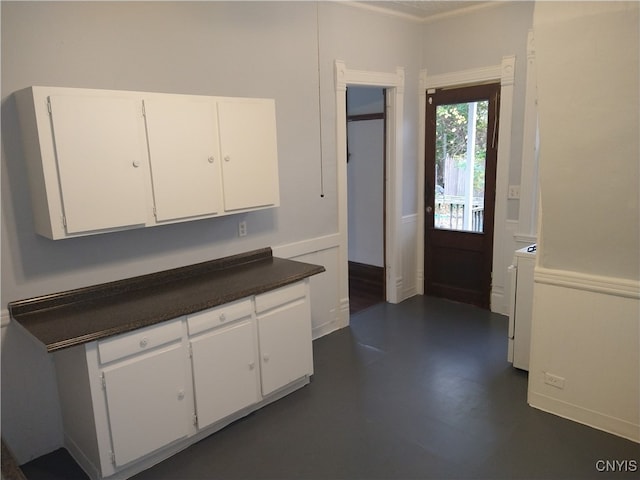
8, 248, 325, 353
8, 247, 273, 317
44, 266, 325, 353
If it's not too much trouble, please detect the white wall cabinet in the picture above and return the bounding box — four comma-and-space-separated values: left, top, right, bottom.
143, 95, 223, 222
53, 280, 312, 480
15, 86, 280, 239
218, 98, 280, 212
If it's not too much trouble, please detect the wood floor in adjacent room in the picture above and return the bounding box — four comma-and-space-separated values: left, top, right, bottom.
21, 296, 639, 480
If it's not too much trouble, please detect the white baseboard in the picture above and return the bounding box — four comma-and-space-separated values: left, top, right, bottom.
528, 391, 640, 443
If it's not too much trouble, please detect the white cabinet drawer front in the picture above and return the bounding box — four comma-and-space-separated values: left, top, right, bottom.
98, 319, 183, 364
187, 298, 253, 336
254, 282, 306, 314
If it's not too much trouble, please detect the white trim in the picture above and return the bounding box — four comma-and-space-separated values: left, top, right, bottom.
341, 1, 502, 25
516, 29, 540, 241
335, 61, 405, 308
528, 391, 639, 443
534, 267, 640, 300
418, 57, 516, 313
272, 233, 340, 259
1, 309, 10, 328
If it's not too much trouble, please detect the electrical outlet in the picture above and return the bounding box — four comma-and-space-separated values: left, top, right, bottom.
238, 221, 247, 237
508, 185, 521, 199
544, 372, 565, 389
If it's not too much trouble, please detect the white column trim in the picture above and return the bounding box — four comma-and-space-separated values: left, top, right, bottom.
517, 29, 540, 241
335, 60, 405, 309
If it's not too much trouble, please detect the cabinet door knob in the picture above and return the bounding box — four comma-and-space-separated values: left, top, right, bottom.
208, 156, 215, 164
249, 362, 255, 370
139, 338, 148, 348
132, 159, 141, 168
177, 389, 185, 400
224, 155, 231, 162
263, 354, 269, 363
219, 313, 226, 322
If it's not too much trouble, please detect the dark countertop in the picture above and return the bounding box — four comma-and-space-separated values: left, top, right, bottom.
8, 247, 325, 352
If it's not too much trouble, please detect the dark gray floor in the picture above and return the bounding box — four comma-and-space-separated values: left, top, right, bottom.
21, 296, 639, 479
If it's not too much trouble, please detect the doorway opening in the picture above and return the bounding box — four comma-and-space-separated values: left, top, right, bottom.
424, 83, 501, 309
347, 86, 386, 314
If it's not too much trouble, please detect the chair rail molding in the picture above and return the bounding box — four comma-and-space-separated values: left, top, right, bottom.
418, 56, 516, 312
335, 60, 405, 309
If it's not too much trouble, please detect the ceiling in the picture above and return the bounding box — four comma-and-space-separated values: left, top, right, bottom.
353, 1, 492, 21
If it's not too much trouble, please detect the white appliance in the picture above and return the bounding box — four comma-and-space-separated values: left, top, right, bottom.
508, 244, 536, 371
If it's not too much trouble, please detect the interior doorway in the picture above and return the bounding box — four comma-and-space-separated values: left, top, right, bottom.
347, 86, 386, 314
424, 83, 501, 309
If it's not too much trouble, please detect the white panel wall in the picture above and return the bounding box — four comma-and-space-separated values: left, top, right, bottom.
529, 1, 640, 441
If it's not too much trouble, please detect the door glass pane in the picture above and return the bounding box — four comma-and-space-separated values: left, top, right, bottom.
434, 100, 488, 232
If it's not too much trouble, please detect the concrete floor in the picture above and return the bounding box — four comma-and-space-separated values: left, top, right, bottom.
21, 295, 640, 479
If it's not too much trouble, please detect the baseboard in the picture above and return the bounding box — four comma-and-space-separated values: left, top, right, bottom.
528, 391, 640, 443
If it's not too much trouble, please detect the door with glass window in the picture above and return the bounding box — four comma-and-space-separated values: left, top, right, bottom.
424, 83, 500, 309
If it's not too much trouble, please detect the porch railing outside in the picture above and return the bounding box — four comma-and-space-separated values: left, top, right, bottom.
434, 195, 484, 232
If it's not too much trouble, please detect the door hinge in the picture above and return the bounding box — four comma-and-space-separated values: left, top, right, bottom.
141, 101, 146, 118
153, 206, 157, 218
188, 344, 193, 358
192, 413, 198, 426
47, 97, 52, 115
110, 451, 116, 466
100, 372, 106, 390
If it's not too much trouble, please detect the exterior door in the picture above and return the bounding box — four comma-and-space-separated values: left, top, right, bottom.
424, 83, 500, 309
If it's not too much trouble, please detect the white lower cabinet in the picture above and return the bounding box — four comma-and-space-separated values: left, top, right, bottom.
102, 343, 192, 467
256, 282, 314, 396
53, 280, 312, 480
187, 299, 260, 430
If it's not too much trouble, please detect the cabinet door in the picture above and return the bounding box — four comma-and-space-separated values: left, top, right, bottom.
257, 291, 313, 396
217, 98, 280, 211
190, 320, 259, 430
48, 94, 149, 234
144, 96, 222, 222
102, 344, 191, 467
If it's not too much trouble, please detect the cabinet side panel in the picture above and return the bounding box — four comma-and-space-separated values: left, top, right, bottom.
14, 87, 57, 238
53, 346, 101, 478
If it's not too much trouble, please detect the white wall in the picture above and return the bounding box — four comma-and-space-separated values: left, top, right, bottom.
347, 119, 385, 267
0, 1, 423, 463
528, 1, 639, 442
347, 87, 385, 267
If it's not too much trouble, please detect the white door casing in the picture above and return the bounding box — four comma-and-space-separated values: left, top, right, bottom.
334, 61, 405, 309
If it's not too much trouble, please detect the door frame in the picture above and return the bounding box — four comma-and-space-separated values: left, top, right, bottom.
335, 61, 405, 307
417, 56, 515, 311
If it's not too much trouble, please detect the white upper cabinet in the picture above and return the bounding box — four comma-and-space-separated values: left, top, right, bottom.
16, 88, 152, 239
218, 98, 280, 212
143, 96, 223, 222
15, 87, 280, 239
